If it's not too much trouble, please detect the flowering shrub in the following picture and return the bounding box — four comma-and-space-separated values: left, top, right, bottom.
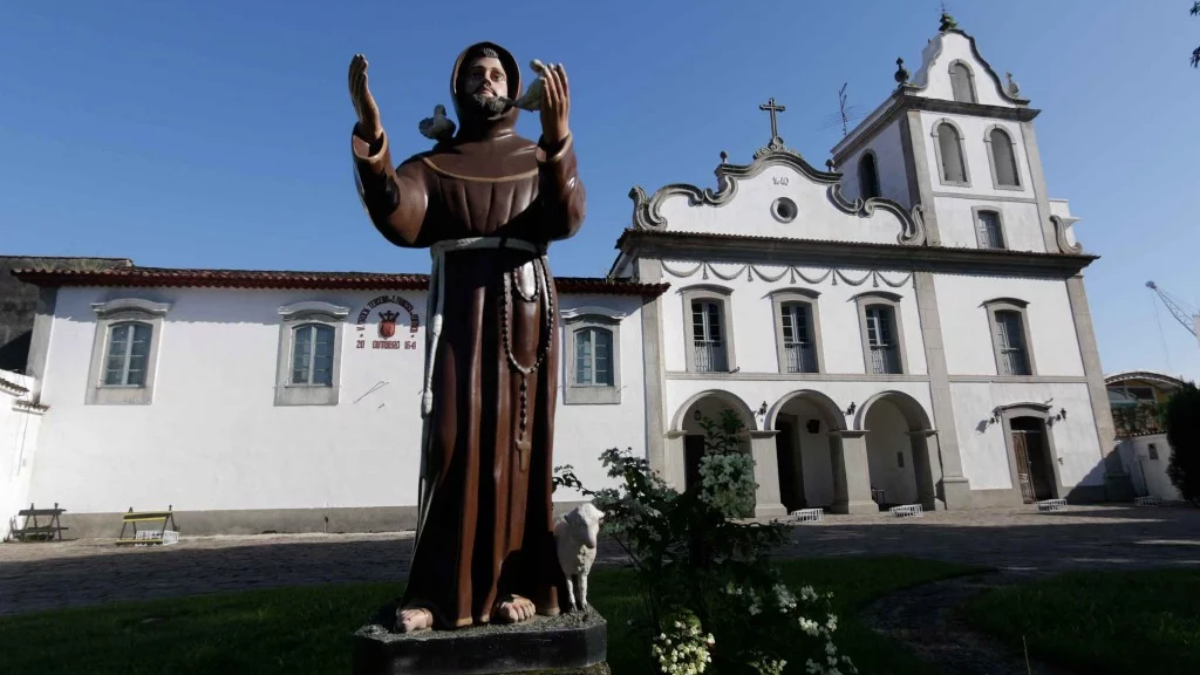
697, 410, 758, 519
651, 612, 715, 675
555, 412, 857, 674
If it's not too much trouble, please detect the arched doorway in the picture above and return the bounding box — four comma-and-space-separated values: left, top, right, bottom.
857, 391, 938, 510
768, 390, 846, 512
670, 390, 756, 493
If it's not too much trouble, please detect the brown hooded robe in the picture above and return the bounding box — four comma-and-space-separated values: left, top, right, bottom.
351, 42, 585, 629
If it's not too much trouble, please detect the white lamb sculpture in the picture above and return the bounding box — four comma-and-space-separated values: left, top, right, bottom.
554, 502, 605, 611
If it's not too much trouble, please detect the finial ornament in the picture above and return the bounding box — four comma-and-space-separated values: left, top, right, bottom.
894, 57, 910, 85
939, 11, 958, 32
825, 159, 836, 172
1005, 71, 1021, 97
720, 150, 728, 164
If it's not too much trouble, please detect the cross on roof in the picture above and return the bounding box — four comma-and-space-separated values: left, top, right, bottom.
759, 97, 786, 140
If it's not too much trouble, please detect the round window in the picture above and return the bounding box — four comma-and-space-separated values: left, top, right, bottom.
771, 197, 798, 223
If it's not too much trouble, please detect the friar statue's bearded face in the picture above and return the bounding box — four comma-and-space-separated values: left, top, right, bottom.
460, 50, 510, 117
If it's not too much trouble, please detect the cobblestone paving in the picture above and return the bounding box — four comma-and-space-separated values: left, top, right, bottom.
2, 505, 1197, 616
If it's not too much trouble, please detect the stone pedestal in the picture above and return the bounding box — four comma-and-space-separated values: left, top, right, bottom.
352, 603, 608, 675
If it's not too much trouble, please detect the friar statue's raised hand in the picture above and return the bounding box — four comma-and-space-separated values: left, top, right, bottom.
348, 54, 384, 143
535, 63, 571, 145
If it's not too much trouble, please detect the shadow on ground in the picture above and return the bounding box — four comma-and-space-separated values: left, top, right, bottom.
2, 505, 1198, 616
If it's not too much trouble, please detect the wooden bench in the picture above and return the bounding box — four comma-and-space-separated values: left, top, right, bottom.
889, 504, 923, 518
116, 506, 179, 546
12, 503, 68, 541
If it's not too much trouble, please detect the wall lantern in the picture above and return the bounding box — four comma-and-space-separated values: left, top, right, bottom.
844, 401, 856, 416
806, 419, 821, 434
693, 409, 703, 422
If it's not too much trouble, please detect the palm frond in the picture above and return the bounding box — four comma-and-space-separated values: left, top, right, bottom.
1193, 46, 1200, 68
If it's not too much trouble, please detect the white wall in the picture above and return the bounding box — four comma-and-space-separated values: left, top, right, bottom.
919, 112, 1033, 200
1118, 435, 1182, 501
865, 400, 919, 505
911, 32, 1017, 109
28, 287, 645, 516
934, 274, 1085, 377
837, 120, 912, 208
950, 381, 1103, 490
660, 262, 927, 377
655, 163, 913, 244
1, 371, 42, 539
934, 196, 1045, 253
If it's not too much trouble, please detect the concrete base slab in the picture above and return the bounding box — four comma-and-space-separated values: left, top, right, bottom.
754, 503, 788, 519
352, 604, 608, 675
831, 500, 880, 515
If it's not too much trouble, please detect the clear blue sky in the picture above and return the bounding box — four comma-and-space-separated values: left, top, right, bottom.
3, 1, 1198, 382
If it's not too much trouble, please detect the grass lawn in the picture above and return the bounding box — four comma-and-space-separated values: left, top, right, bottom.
965, 568, 1200, 675
0, 557, 979, 675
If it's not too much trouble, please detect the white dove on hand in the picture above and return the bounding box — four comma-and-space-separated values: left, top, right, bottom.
418, 104, 456, 141
510, 60, 549, 112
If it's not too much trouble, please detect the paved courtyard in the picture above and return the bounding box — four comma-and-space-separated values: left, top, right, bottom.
2, 504, 1198, 616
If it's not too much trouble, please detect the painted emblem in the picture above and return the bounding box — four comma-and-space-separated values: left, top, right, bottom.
378, 310, 400, 339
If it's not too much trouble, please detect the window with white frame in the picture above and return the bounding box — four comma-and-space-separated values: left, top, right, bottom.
780, 302, 818, 373
692, 300, 727, 372
975, 209, 1006, 249
681, 285, 736, 374
86, 298, 171, 405
574, 326, 614, 386
275, 301, 349, 406
103, 321, 153, 387
949, 61, 977, 103
984, 298, 1037, 377
864, 305, 902, 374
290, 323, 335, 386
562, 306, 624, 404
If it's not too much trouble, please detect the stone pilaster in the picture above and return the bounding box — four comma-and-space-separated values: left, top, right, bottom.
829, 430, 877, 515
748, 430, 787, 518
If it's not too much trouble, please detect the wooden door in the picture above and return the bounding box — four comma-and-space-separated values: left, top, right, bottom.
684, 435, 705, 492
1025, 428, 1054, 500
1012, 431, 1036, 503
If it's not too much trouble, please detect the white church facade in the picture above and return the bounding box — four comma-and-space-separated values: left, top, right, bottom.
3, 22, 1133, 538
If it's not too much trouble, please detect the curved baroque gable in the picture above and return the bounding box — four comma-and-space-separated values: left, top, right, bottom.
629, 144, 926, 246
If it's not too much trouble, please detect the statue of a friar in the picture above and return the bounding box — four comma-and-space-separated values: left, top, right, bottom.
347, 42, 585, 633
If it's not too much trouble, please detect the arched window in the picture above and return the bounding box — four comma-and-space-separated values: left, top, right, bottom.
103, 321, 153, 386
936, 122, 968, 185
858, 153, 881, 200
574, 326, 614, 386
949, 62, 976, 103
988, 127, 1020, 187
291, 323, 335, 386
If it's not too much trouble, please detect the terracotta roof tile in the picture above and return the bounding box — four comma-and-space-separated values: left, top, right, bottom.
10, 266, 669, 297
